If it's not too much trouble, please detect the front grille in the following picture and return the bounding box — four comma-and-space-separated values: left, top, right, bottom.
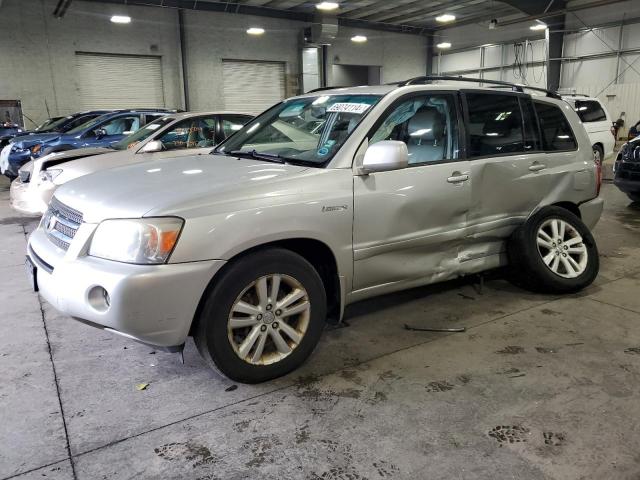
43, 197, 83, 251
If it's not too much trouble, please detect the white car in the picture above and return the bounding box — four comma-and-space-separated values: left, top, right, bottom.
562, 95, 615, 163
10, 111, 252, 214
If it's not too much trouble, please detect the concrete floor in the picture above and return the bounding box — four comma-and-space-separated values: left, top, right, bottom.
1, 176, 639, 480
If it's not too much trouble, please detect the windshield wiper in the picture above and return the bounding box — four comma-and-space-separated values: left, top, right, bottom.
228, 149, 286, 164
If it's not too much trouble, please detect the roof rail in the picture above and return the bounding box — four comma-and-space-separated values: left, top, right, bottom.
395, 75, 561, 100
306, 86, 349, 93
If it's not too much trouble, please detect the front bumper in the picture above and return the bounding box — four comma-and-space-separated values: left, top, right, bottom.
9, 179, 50, 215
28, 227, 225, 347
613, 177, 640, 195
578, 197, 604, 230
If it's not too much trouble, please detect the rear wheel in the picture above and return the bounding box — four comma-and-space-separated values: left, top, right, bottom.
508, 206, 599, 293
194, 248, 326, 383
592, 144, 604, 165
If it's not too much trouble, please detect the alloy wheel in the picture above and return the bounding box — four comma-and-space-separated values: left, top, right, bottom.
536, 218, 588, 279
227, 274, 310, 365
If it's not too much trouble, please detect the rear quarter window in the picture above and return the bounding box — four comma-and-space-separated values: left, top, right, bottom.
574, 100, 607, 122
534, 102, 578, 151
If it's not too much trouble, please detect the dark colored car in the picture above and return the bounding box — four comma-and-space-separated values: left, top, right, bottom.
628, 120, 640, 141
613, 136, 640, 202
2, 109, 170, 178
0, 123, 25, 147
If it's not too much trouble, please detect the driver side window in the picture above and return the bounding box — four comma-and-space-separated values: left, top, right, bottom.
158, 118, 217, 151
370, 94, 458, 165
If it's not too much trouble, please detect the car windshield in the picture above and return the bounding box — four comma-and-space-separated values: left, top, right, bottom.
66, 113, 113, 135
110, 117, 174, 150
216, 94, 382, 165
38, 115, 75, 132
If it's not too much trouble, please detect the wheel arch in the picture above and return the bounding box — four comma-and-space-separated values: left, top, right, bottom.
551, 201, 581, 219
189, 238, 343, 337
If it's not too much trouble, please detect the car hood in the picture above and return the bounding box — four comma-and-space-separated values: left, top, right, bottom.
53, 148, 212, 185
54, 154, 311, 223
12, 133, 61, 148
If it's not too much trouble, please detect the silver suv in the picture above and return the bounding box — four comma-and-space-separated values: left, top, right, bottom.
26, 77, 604, 383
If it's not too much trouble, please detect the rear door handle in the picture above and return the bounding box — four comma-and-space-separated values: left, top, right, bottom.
447, 173, 469, 183
529, 163, 547, 172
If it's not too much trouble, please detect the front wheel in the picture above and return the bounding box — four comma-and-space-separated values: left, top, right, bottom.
508, 206, 599, 293
627, 192, 640, 203
194, 248, 326, 383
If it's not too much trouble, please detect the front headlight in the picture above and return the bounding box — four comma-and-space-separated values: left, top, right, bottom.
39, 169, 62, 183
89, 217, 184, 264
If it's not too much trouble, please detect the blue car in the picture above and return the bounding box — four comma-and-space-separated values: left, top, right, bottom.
0, 112, 109, 150
1, 111, 112, 178
1, 109, 171, 178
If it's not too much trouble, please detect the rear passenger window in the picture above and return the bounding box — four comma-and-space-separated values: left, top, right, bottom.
370, 94, 459, 165
465, 93, 524, 157
574, 100, 607, 122
534, 102, 577, 151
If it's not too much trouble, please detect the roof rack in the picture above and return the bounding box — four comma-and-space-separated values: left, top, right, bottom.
395, 75, 561, 100
306, 86, 349, 93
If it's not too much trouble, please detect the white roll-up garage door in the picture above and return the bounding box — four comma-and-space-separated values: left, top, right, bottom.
75, 52, 165, 110
222, 60, 285, 115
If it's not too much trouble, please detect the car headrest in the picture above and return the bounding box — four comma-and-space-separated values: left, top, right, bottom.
408, 107, 444, 141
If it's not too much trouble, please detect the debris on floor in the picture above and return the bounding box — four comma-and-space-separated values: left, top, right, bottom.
136, 383, 150, 391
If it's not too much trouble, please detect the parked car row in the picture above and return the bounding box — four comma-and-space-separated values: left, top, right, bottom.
9, 111, 253, 214
22, 77, 605, 383
0, 109, 175, 179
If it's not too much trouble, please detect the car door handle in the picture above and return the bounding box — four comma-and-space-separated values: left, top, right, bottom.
447, 173, 469, 183
529, 163, 547, 172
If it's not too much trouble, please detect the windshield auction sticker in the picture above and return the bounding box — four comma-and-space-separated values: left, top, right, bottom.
327, 103, 372, 114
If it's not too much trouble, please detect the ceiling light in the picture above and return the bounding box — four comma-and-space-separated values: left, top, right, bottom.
316, 1, 339, 10
530, 22, 547, 31
110, 15, 131, 24
351, 35, 367, 43
435, 13, 456, 23
247, 27, 265, 35
437, 42, 452, 49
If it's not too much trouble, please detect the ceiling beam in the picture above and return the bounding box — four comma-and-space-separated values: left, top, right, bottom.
81, 0, 431, 35
434, 0, 626, 30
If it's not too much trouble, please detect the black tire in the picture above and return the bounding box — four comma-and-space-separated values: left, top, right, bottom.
592, 144, 604, 165
627, 192, 640, 203
508, 206, 599, 294
194, 248, 326, 383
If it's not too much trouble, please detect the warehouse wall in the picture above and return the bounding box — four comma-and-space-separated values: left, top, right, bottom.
0, 0, 429, 127
0, 0, 183, 127
182, 10, 304, 113
327, 26, 427, 85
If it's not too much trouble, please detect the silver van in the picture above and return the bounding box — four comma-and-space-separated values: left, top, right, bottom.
26, 77, 603, 383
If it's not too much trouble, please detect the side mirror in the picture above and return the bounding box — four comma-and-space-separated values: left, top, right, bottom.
94, 128, 107, 139
141, 140, 163, 153
361, 140, 409, 174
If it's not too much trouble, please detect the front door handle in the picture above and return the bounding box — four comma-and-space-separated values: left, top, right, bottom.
447, 172, 469, 183
529, 162, 547, 172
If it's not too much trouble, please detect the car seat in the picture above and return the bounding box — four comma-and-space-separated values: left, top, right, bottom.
406, 106, 446, 163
